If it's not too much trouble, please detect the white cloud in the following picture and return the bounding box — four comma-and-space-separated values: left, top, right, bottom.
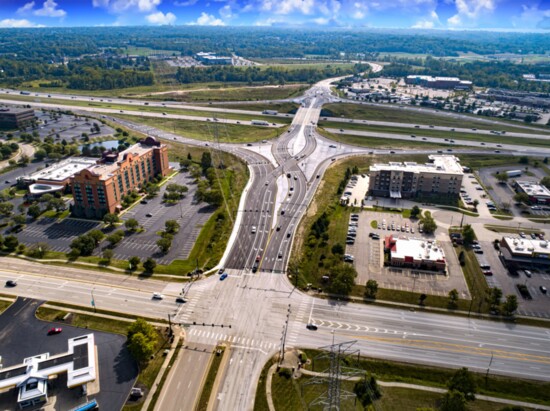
353, 10, 364, 19
412, 10, 439, 28
219, 5, 233, 19
513, 4, 550, 29
188, 12, 225, 26
146, 11, 176, 24
447, 0, 494, 27
261, 0, 315, 15
174, 0, 198, 5
0, 18, 44, 28
314, 17, 329, 24
93, 0, 161, 13
34, 0, 66, 18
352, 1, 368, 19
17, 1, 35, 14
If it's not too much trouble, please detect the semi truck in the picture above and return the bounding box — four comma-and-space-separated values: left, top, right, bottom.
251, 120, 269, 126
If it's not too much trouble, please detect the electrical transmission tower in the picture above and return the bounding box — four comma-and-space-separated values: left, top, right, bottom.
303, 339, 364, 411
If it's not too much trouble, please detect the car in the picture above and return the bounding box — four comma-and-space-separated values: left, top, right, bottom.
496, 144, 502, 147
531, 233, 537, 239
340, 129, 344, 132
251, 226, 257, 234
276, 225, 281, 232
329, 144, 337, 148
246, 143, 253, 146
290, 187, 294, 191
414, 125, 420, 128
306, 323, 318, 330
278, 252, 283, 259
531, 206, 542, 210
520, 232, 526, 238
220, 273, 228, 281
541, 286, 548, 294
218, 268, 225, 274
294, 175, 298, 180
146, 213, 153, 217
152, 292, 164, 300
474, 249, 484, 254
422, 137, 427, 140
410, 135, 416, 138
281, 210, 285, 215
5, 280, 17, 287
162, 112, 166, 115
346, 239, 355, 245
176, 296, 187, 303
343, 256, 354, 262
371, 235, 380, 240
482, 270, 493, 276
265, 181, 269, 186
494, 150, 500, 153
130, 388, 144, 398
287, 232, 291, 238
140, 200, 148, 204
48, 327, 62, 335
524, 270, 532, 278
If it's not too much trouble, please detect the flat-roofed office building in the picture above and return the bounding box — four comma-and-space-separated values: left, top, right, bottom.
0, 107, 35, 129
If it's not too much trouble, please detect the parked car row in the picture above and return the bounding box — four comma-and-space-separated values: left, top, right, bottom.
347, 214, 359, 245
376, 218, 415, 233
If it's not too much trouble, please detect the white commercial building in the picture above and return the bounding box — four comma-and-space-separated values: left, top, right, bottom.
385, 235, 446, 272
514, 180, 550, 205
20, 157, 98, 186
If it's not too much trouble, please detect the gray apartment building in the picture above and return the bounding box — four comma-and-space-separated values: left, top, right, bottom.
367, 155, 464, 199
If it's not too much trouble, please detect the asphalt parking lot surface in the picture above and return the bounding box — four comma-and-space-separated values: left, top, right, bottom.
347, 211, 470, 298
12, 218, 100, 253
117, 170, 214, 265
0, 298, 137, 410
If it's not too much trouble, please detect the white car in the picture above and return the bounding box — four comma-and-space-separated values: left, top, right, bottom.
152, 292, 164, 300
251, 226, 257, 234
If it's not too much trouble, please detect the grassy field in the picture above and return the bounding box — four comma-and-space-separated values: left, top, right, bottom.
0, 299, 13, 314
0, 94, 292, 124
319, 121, 550, 148
302, 349, 550, 406
206, 102, 300, 114
317, 127, 459, 150
115, 114, 286, 143
196, 346, 225, 411
321, 103, 550, 135
156, 84, 308, 102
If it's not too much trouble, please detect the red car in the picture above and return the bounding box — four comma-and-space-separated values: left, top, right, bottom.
48, 327, 62, 335
482, 270, 493, 276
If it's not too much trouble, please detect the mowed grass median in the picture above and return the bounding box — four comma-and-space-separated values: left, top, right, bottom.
115, 114, 286, 143
321, 103, 550, 135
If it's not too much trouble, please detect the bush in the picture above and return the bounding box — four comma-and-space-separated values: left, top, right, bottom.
278, 368, 292, 379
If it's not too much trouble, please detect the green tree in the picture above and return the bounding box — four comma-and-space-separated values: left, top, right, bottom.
353, 375, 381, 407
496, 173, 509, 184
88, 229, 105, 246
4, 235, 19, 251
514, 192, 530, 204
128, 256, 141, 271
102, 248, 114, 261
331, 243, 344, 255
326, 263, 357, 297
448, 289, 459, 309
103, 213, 119, 227
0, 201, 14, 217
165, 220, 180, 234
69, 234, 96, 256
518, 156, 529, 165
420, 211, 437, 234
143, 257, 157, 273
34, 148, 47, 161
440, 390, 468, 411
410, 205, 421, 219
127, 332, 155, 366
27, 242, 50, 258
204, 189, 224, 207
201, 152, 213, 173
157, 237, 172, 254
502, 294, 518, 317
447, 368, 477, 401
124, 218, 139, 232
462, 225, 476, 246
487, 287, 503, 312
365, 279, 379, 299
48, 197, 66, 212
128, 318, 157, 341
540, 176, 550, 189
27, 204, 42, 219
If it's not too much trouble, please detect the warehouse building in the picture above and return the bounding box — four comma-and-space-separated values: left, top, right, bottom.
0, 107, 35, 129
70, 136, 170, 218
514, 180, 550, 205
384, 235, 446, 272
367, 155, 464, 200
195, 52, 232, 65
405, 75, 472, 90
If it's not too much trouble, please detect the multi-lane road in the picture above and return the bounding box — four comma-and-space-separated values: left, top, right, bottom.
2, 64, 550, 411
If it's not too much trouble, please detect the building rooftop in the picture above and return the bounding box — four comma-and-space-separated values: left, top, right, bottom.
516, 180, 550, 198
0, 106, 34, 114
22, 157, 98, 183
390, 236, 446, 262
86, 142, 154, 179
370, 155, 463, 175
502, 236, 550, 257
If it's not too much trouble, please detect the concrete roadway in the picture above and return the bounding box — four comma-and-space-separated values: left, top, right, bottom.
326, 127, 550, 155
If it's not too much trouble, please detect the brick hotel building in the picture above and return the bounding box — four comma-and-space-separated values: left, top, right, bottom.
71, 137, 170, 218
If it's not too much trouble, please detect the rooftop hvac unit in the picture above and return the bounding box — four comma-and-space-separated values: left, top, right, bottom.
541, 241, 548, 248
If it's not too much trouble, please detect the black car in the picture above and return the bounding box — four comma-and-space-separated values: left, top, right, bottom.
5, 280, 17, 287
176, 296, 187, 303
306, 324, 318, 330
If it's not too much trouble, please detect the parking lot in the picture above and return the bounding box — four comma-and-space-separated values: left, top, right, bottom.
13, 218, 101, 253
346, 210, 470, 298
117, 170, 214, 265
0, 298, 137, 411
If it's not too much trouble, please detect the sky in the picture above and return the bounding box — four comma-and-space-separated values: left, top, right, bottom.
0, 0, 549, 31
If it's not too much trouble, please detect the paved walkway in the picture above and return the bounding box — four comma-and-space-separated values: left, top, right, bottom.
0, 143, 35, 170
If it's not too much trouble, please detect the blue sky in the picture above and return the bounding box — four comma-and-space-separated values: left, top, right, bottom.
0, 0, 549, 30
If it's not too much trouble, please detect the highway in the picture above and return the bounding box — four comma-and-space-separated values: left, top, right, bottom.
2, 61, 550, 411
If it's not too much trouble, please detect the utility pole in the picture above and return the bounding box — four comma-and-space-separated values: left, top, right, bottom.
90, 289, 96, 313
279, 304, 291, 364
168, 314, 173, 337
